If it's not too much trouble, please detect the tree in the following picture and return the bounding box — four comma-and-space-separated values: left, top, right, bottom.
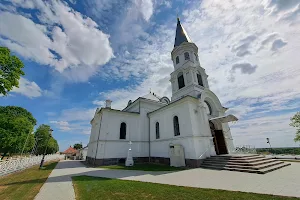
34, 124, 59, 155
0, 106, 36, 158
73, 143, 82, 150
0, 47, 25, 96
290, 112, 300, 142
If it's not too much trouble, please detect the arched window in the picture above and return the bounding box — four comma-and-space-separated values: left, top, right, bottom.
177, 72, 185, 89
204, 101, 212, 115
194, 53, 198, 61
176, 56, 179, 64
120, 122, 126, 139
197, 73, 203, 86
184, 52, 190, 60
155, 122, 160, 139
173, 116, 180, 136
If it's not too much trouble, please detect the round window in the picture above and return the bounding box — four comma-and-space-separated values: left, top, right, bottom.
204, 101, 212, 115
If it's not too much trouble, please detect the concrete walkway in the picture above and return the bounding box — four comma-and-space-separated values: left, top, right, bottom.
35, 160, 300, 200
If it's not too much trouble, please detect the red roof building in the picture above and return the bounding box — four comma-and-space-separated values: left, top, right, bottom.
63, 146, 78, 155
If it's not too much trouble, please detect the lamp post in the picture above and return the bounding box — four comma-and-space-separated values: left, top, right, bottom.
266, 138, 272, 152
39, 129, 53, 169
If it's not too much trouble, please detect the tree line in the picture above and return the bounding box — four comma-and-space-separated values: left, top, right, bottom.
256, 147, 300, 155
0, 106, 59, 159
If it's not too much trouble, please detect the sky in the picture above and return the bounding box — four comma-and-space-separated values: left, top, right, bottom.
0, 0, 300, 151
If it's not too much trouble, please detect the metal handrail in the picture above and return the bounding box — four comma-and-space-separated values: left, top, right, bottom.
199, 147, 210, 159
233, 145, 256, 154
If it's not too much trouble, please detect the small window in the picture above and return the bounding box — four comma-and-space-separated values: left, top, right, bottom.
184, 52, 190, 60
120, 122, 126, 139
204, 101, 212, 115
173, 116, 180, 136
178, 73, 185, 89
194, 53, 198, 61
155, 122, 160, 139
176, 56, 179, 64
197, 73, 203, 86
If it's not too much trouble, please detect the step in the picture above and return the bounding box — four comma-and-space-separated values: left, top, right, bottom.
201, 162, 291, 174
204, 157, 271, 164
202, 160, 281, 169
203, 158, 275, 165
201, 165, 261, 173
210, 154, 261, 159
259, 162, 291, 174
208, 155, 264, 161
225, 161, 284, 170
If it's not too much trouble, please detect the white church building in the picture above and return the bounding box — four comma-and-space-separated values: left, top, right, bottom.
87, 18, 238, 167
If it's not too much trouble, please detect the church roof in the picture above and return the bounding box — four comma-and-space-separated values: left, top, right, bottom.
174, 18, 192, 47
141, 93, 160, 101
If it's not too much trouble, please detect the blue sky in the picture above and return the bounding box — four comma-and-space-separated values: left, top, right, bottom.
0, 0, 300, 151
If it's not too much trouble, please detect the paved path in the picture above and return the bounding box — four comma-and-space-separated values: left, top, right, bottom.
35, 160, 300, 200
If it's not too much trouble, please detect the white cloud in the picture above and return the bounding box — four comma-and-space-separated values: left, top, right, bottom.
231, 112, 298, 148
58, 108, 95, 122
11, 77, 43, 98
134, 0, 153, 21
0, 0, 114, 82
50, 121, 69, 126
48, 108, 95, 135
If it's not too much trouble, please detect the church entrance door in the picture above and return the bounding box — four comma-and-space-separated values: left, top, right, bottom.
209, 122, 228, 155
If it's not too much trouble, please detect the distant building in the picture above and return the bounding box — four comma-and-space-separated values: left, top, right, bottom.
77, 146, 88, 160
62, 146, 78, 159
87, 18, 237, 167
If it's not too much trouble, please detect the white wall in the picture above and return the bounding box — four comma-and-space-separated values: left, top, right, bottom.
149, 98, 199, 159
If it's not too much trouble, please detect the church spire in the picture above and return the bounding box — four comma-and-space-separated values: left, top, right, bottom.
174, 17, 192, 47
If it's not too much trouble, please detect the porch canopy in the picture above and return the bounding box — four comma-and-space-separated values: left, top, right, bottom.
209, 114, 238, 124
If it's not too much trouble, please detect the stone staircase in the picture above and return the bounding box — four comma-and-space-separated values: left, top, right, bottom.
201, 154, 291, 174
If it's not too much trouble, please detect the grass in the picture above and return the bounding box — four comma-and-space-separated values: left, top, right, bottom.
72, 176, 297, 200
0, 162, 58, 200
99, 163, 184, 171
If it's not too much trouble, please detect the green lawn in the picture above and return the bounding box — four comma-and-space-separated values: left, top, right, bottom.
72, 176, 297, 200
0, 162, 58, 200
99, 163, 184, 171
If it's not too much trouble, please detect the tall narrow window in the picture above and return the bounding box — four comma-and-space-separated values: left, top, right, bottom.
173, 116, 180, 136
176, 56, 179, 64
197, 73, 203, 86
184, 52, 190, 60
178, 72, 185, 89
194, 53, 198, 61
120, 122, 126, 139
155, 122, 160, 139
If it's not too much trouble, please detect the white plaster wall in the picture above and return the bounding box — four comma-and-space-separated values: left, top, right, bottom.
87, 113, 102, 158
149, 99, 198, 159
95, 141, 148, 159
97, 110, 139, 141
139, 101, 165, 142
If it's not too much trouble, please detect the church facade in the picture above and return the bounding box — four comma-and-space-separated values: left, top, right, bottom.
86, 18, 238, 167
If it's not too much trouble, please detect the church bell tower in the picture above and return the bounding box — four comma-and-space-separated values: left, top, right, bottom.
170, 18, 209, 101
